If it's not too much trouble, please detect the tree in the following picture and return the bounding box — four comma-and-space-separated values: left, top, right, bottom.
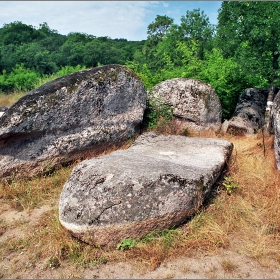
0, 21, 36, 45
143, 15, 174, 71
38, 22, 58, 36
147, 15, 174, 42
216, 1, 280, 130
216, 1, 280, 87
179, 9, 215, 59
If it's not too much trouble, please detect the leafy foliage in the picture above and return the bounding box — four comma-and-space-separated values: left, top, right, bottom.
116, 238, 137, 251
0, 64, 87, 93
0, 64, 39, 92
222, 176, 239, 195
216, 1, 280, 87
1, 3, 279, 120
143, 92, 174, 130
198, 48, 244, 119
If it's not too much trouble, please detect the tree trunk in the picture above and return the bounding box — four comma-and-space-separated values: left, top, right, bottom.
263, 82, 276, 135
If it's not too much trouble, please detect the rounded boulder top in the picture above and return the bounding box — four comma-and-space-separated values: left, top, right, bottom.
149, 78, 222, 132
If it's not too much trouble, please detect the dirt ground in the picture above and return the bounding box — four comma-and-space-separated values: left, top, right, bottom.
1, 203, 280, 279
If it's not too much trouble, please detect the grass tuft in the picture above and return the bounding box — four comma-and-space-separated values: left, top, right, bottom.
221, 259, 238, 273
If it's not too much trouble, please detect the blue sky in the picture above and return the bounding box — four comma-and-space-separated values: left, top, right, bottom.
0, 1, 222, 41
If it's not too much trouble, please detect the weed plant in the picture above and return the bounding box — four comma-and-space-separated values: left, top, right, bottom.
142, 92, 174, 130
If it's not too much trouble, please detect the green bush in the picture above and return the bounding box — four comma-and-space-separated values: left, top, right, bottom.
0, 64, 40, 92
55, 65, 86, 77
143, 92, 174, 129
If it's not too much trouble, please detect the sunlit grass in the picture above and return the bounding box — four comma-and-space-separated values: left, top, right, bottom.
0, 91, 26, 106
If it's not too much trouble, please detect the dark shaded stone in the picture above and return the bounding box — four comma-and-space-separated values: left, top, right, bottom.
227, 88, 269, 135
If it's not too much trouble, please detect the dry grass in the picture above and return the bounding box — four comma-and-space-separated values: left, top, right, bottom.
176, 133, 280, 264
0, 165, 73, 212
150, 118, 220, 139
1, 120, 280, 277
0, 91, 26, 106
221, 259, 238, 273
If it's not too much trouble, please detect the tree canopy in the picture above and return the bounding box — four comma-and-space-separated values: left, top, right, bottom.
216, 1, 280, 87
0, 2, 279, 120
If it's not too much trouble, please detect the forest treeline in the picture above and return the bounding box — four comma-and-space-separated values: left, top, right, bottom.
1, 1, 280, 119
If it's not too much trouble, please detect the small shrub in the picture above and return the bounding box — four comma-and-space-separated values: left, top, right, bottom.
0, 64, 40, 92
47, 255, 61, 268
181, 127, 190, 137
143, 92, 174, 129
55, 65, 86, 77
138, 228, 179, 248
222, 176, 238, 195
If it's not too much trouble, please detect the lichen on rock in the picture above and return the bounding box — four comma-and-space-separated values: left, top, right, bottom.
59, 132, 233, 247
0, 64, 147, 180
149, 78, 222, 132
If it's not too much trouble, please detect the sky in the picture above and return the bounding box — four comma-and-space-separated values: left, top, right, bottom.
0, 1, 222, 41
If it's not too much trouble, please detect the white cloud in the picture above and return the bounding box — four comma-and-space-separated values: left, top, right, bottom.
0, 1, 220, 41
0, 1, 161, 41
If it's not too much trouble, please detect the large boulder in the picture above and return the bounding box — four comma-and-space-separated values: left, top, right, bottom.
0, 64, 146, 181
149, 78, 222, 132
227, 88, 268, 135
272, 90, 280, 170
59, 132, 233, 247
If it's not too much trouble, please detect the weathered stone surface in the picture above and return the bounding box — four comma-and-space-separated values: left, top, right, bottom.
149, 78, 222, 132
220, 120, 229, 135
0, 106, 9, 118
272, 90, 280, 170
227, 88, 268, 135
0, 64, 146, 180
59, 132, 233, 247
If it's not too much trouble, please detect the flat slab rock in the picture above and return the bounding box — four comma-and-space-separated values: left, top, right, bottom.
59, 132, 233, 247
